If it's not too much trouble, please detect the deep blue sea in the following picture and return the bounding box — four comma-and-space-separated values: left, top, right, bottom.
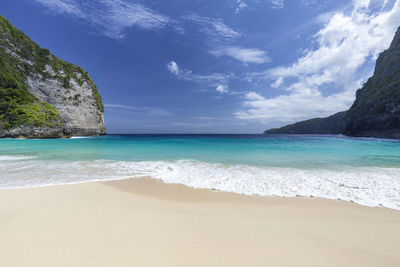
1, 134, 400, 209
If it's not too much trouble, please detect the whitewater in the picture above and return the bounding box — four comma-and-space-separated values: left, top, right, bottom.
1, 134, 399, 209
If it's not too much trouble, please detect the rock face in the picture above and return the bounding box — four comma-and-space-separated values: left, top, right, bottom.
344, 26, 400, 139
265, 26, 400, 139
0, 15, 105, 138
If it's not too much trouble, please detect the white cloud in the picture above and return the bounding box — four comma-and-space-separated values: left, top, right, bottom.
235, 0, 248, 13
233, 0, 285, 12
34, 0, 85, 16
236, 88, 355, 124
211, 46, 271, 64
270, 77, 283, 88
167, 61, 229, 89
216, 84, 229, 93
167, 61, 181, 75
105, 104, 172, 116
183, 14, 242, 39
270, 0, 285, 9
34, 0, 176, 39
238, 0, 400, 125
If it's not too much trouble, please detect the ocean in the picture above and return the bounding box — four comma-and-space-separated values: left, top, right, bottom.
1, 134, 399, 209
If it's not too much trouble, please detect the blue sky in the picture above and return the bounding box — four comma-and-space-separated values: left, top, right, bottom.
1, 0, 400, 133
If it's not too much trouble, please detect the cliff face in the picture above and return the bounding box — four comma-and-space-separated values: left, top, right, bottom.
265, 26, 400, 139
0, 15, 105, 138
344, 26, 400, 139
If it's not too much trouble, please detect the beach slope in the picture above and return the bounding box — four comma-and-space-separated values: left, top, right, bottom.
0, 178, 399, 267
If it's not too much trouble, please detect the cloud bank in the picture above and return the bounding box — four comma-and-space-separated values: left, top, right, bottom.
237, 0, 400, 125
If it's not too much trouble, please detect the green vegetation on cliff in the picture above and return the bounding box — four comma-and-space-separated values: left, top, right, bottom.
266, 112, 346, 135
0, 15, 104, 130
0, 38, 60, 129
0, 87, 60, 129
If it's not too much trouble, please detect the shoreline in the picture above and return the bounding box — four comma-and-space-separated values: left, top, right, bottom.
1, 177, 399, 266
0, 174, 398, 211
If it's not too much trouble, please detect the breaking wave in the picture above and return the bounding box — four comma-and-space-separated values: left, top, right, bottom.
1, 157, 399, 210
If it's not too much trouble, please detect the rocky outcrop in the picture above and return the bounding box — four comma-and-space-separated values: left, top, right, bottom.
0, 15, 105, 138
265, 26, 400, 140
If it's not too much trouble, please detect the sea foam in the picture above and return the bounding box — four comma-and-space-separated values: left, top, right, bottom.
0, 155, 36, 161
0, 157, 399, 210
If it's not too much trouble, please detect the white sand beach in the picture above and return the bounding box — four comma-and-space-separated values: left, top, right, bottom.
0, 177, 399, 267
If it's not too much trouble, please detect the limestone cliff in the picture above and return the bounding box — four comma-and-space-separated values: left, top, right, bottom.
0, 15, 105, 138
265, 26, 400, 139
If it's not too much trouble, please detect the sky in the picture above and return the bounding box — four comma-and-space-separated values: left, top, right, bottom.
1, 0, 400, 133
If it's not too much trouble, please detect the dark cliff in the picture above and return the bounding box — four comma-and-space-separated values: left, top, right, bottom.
265, 26, 400, 139
0, 15, 105, 138
344, 26, 400, 139
266, 112, 346, 135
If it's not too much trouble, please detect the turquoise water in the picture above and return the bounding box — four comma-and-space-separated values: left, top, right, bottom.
1, 134, 400, 167
1, 134, 400, 209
